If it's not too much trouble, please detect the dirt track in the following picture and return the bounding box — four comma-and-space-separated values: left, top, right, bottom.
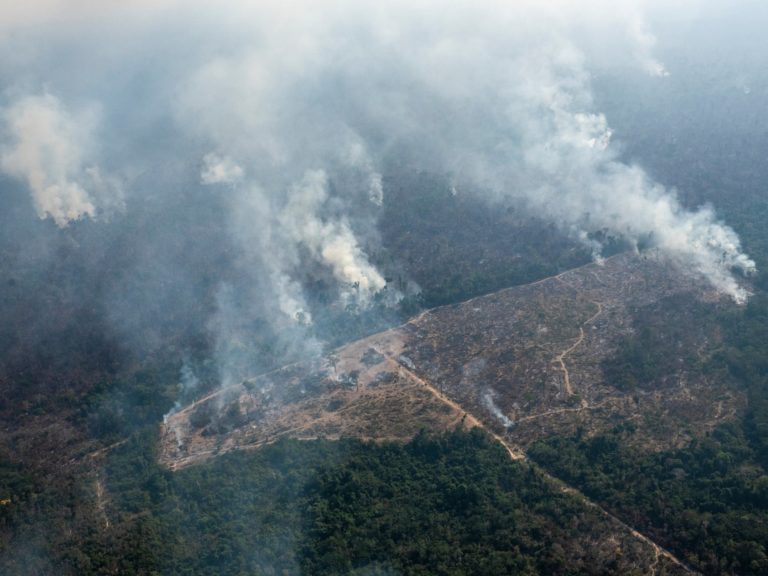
554, 300, 604, 395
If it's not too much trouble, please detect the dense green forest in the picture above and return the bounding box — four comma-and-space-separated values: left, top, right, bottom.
2, 429, 655, 575
530, 424, 768, 575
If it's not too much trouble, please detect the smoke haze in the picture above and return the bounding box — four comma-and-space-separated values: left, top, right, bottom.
0, 0, 758, 393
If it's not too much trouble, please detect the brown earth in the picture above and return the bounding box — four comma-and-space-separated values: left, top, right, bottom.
160, 250, 742, 470
159, 327, 478, 470
402, 250, 743, 452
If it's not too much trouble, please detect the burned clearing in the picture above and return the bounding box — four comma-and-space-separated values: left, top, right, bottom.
160, 250, 744, 470
402, 250, 743, 452
159, 328, 477, 470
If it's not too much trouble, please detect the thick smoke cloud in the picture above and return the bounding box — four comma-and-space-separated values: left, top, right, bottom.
169, 0, 753, 301
200, 153, 243, 186
0, 0, 757, 389
279, 170, 386, 307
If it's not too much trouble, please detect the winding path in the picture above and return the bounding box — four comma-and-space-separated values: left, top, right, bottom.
555, 300, 603, 395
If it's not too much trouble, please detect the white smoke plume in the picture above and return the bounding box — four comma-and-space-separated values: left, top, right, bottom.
200, 153, 243, 185
279, 170, 386, 307
340, 135, 385, 206
482, 389, 514, 429
164, 358, 201, 422
165, 0, 753, 303
0, 94, 121, 227
462, 360, 515, 428
628, 13, 670, 77
201, 160, 386, 326
200, 158, 314, 326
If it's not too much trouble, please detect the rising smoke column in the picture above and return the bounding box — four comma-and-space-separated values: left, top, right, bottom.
0, 94, 121, 227
199, 155, 389, 387
200, 157, 387, 322
278, 170, 386, 308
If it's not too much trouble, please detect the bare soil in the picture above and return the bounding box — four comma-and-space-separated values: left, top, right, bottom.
160, 250, 742, 469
